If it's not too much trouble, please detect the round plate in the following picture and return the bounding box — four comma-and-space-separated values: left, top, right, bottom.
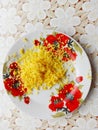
2, 31, 92, 119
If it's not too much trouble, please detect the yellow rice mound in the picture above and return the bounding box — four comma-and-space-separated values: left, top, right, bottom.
18, 46, 66, 94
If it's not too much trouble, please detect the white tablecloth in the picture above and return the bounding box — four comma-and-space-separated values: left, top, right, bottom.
0, 0, 98, 130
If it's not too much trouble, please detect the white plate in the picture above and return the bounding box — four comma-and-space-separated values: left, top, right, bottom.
3, 31, 92, 119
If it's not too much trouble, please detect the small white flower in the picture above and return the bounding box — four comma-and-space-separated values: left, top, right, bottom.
68, 0, 78, 4
22, 0, 50, 21
48, 116, 67, 127
46, 128, 53, 130
50, 7, 80, 36
0, 8, 21, 35
71, 118, 98, 130
0, 119, 12, 130
0, 36, 15, 63
79, 88, 98, 116
57, 129, 63, 130
0, 92, 15, 118
15, 111, 42, 130
25, 22, 44, 34
80, 24, 98, 53
82, 0, 98, 21
0, 0, 19, 6
57, 0, 78, 5
57, 0, 67, 5
0, 0, 9, 6
9, 0, 19, 5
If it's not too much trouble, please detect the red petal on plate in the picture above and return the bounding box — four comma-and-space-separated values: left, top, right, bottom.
56, 33, 69, 45
9, 62, 18, 69
76, 76, 83, 83
49, 96, 64, 111
66, 99, 79, 112
34, 40, 40, 46
45, 35, 57, 44
24, 96, 30, 104
49, 103, 57, 111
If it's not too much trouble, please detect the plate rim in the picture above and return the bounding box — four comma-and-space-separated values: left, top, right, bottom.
2, 30, 92, 119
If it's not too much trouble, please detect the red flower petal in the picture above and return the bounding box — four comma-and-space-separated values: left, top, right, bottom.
50, 96, 57, 102
4, 78, 13, 91
9, 62, 18, 69
49, 96, 64, 111
63, 84, 74, 93
59, 92, 65, 99
24, 96, 30, 104
19, 91, 24, 96
71, 86, 82, 99
70, 52, 77, 61
46, 35, 57, 44
34, 40, 40, 46
64, 47, 77, 61
10, 70, 14, 77
62, 57, 69, 62
56, 33, 69, 46
55, 101, 64, 109
76, 76, 83, 83
11, 88, 20, 96
4, 84, 11, 91
58, 83, 74, 100
49, 103, 56, 111
66, 99, 79, 112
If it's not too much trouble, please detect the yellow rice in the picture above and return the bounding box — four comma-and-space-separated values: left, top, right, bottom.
17, 46, 66, 94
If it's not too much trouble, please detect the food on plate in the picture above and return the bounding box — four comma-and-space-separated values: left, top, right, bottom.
3, 32, 83, 110
17, 45, 66, 94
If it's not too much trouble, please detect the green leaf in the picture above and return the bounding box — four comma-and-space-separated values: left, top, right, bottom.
3, 62, 7, 74
52, 112, 65, 118
70, 80, 75, 85
73, 42, 83, 54
7, 91, 11, 95
19, 96, 23, 101
50, 92, 54, 97
40, 37, 45, 41
78, 85, 83, 89
23, 38, 28, 43
52, 31, 57, 36
79, 98, 84, 104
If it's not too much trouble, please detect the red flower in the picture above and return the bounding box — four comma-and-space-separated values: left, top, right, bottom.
59, 83, 74, 100
45, 35, 57, 45
58, 83, 82, 112
63, 47, 77, 61
4, 77, 27, 97
71, 86, 82, 99
43, 34, 57, 52
66, 98, 80, 112
4, 78, 13, 91
49, 96, 64, 111
56, 33, 70, 48
11, 88, 20, 96
65, 86, 82, 112
44, 33, 69, 48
